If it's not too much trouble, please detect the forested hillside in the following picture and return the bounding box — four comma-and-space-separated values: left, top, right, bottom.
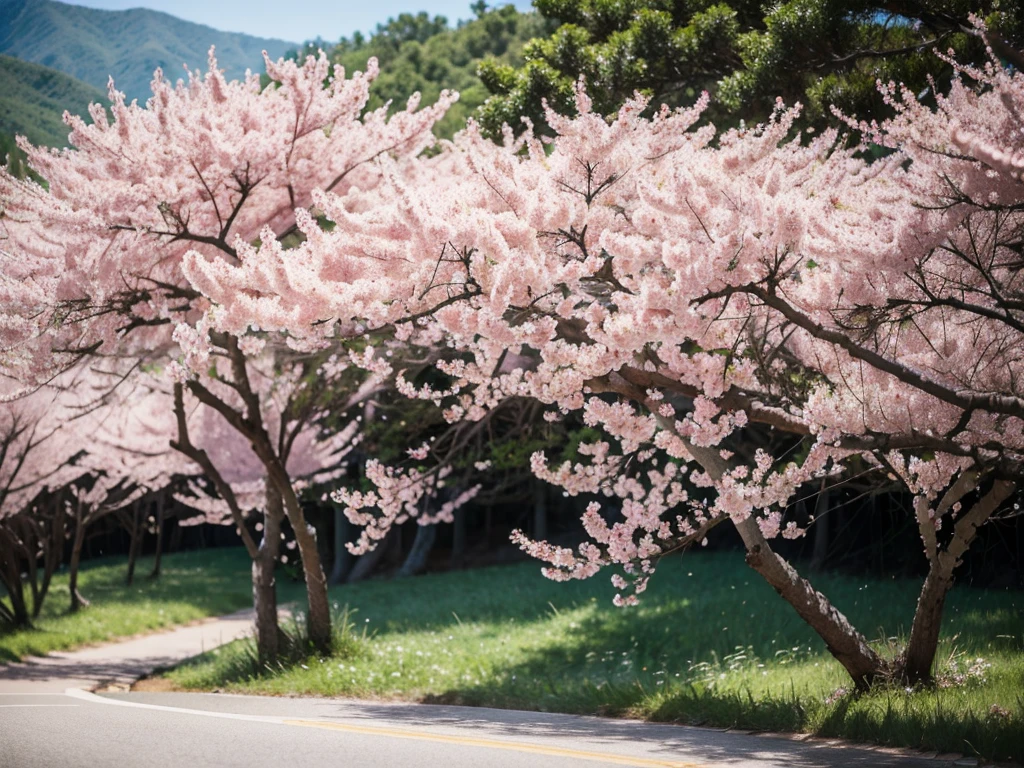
0, 54, 104, 147
319, 5, 551, 138
0, 0, 295, 102
0, 54, 106, 176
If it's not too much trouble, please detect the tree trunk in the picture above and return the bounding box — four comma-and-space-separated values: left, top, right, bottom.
0, 568, 30, 628
169, 517, 183, 552
34, 499, 67, 617
186, 357, 332, 653
149, 495, 165, 580
23, 520, 40, 617
901, 566, 952, 685
0, 528, 31, 628
397, 523, 437, 578
329, 506, 353, 586
533, 481, 548, 541
735, 515, 888, 689
683, 440, 888, 690
254, 487, 284, 667
809, 481, 830, 572
125, 501, 143, 586
347, 528, 395, 583
386, 524, 404, 570
899, 479, 1015, 684
450, 507, 467, 570
271, 470, 331, 655
68, 504, 90, 612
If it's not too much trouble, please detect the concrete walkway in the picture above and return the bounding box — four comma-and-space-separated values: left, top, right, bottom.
0, 608, 256, 693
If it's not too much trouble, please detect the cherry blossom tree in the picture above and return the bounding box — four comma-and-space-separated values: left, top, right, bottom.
0, 382, 85, 625
185, 42, 1022, 687
0, 49, 455, 654
0, 364, 151, 620
169, 352, 361, 663
76, 374, 199, 588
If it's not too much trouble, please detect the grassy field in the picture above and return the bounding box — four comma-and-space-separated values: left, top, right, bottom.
0, 548, 291, 663
166, 551, 1024, 763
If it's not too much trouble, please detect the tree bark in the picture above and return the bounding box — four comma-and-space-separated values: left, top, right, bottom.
450, 507, 467, 570
0, 568, 29, 628
254, 486, 284, 667
269, 467, 331, 654
68, 505, 90, 612
187, 361, 333, 656
397, 523, 437, 578
125, 500, 144, 586
809, 481, 830, 572
900, 479, 1015, 684
735, 515, 887, 689
533, 481, 548, 542
149, 494, 165, 580
347, 528, 395, 583
22, 519, 40, 618
329, 506, 353, 585
684, 439, 889, 690
34, 498, 67, 617
0, 527, 31, 627
187, 348, 331, 655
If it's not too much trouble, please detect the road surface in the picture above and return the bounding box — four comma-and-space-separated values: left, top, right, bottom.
0, 689, 973, 768
0, 611, 978, 768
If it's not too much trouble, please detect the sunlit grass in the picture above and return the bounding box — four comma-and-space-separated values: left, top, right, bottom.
0, 548, 290, 662
165, 551, 1024, 762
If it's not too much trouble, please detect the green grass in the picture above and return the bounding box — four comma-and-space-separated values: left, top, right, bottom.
0, 548, 298, 663
166, 552, 1024, 763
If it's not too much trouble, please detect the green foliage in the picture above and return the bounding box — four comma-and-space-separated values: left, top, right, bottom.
0, 0, 295, 102
167, 552, 1024, 762
478, 0, 1024, 135
0, 132, 29, 179
314, 4, 553, 139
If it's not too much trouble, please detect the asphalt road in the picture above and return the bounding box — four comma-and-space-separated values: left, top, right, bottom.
0, 689, 970, 768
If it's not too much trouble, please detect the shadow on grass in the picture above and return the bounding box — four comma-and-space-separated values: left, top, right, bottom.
391, 555, 1024, 763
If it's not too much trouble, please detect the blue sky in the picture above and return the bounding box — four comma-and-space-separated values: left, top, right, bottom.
59, 1, 536, 45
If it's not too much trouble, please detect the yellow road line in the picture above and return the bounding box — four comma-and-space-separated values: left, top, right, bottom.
284, 719, 704, 768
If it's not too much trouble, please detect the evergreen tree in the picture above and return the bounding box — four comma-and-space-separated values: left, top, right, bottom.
477, 0, 1023, 135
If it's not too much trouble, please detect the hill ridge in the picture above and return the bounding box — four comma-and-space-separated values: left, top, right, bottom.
0, 52, 105, 147
0, 0, 297, 102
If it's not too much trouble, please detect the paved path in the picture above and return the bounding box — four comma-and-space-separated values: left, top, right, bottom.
0, 608, 256, 693
0, 612, 982, 767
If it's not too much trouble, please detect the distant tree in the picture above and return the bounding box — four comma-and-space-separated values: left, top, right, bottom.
0, 382, 83, 626
322, 4, 551, 138
0, 134, 29, 179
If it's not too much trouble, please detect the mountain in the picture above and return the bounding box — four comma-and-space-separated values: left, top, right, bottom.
0, 0, 297, 103
0, 53, 105, 147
